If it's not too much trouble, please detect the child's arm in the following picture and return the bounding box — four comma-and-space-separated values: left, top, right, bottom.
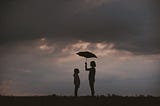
85, 62, 90, 71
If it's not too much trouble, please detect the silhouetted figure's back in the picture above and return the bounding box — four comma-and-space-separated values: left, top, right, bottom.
85, 61, 96, 96
73, 68, 80, 96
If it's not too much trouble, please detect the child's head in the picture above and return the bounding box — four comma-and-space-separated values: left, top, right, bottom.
90, 61, 96, 67
74, 68, 79, 74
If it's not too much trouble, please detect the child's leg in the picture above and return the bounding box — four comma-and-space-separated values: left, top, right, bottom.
74, 86, 78, 96
89, 81, 95, 96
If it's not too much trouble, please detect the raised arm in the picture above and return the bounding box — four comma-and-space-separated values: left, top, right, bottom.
85, 62, 90, 71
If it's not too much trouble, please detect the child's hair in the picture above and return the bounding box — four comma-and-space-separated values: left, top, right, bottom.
74, 68, 79, 73
90, 61, 96, 67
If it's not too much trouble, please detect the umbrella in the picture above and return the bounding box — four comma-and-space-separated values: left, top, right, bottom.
76, 51, 97, 62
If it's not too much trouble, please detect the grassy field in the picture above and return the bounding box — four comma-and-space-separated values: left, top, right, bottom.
0, 95, 160, 106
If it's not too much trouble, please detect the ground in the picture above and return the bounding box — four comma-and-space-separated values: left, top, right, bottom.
0, 95, 160, 106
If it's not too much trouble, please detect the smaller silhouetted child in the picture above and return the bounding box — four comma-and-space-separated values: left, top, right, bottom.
73, 68, 80, 96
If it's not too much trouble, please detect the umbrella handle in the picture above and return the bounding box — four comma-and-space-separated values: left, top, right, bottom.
86, 58, 87, 63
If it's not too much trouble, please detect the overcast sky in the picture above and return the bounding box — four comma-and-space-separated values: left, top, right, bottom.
0, 0, 160, 96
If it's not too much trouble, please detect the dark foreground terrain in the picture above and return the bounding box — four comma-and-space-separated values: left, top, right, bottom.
0, 95, 160, 106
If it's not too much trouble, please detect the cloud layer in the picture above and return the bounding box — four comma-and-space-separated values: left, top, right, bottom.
0, 0, 159, 54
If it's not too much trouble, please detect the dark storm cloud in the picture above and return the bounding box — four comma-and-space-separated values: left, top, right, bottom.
0, 0, 159, 54
152, 0, 160, 52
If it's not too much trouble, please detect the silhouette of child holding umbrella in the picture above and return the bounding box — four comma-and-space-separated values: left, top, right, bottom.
73, 68, 80, 96
85, 61, 96, 96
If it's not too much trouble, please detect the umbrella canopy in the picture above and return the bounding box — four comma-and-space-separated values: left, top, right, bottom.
76, 51, 97, 58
